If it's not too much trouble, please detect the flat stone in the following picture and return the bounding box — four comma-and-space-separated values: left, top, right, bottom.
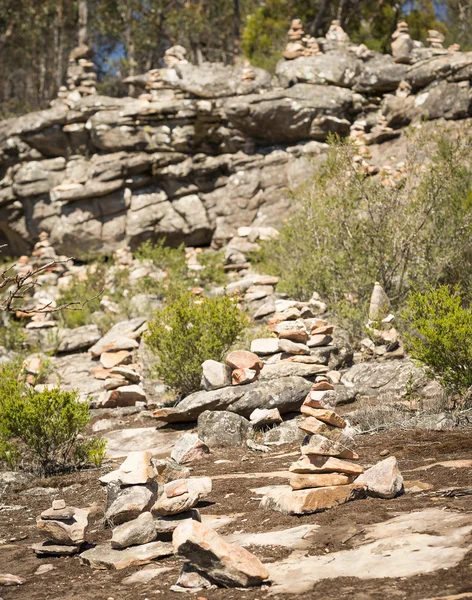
250, 408, 282, 426
155, 509, 201, 534
226, 524, 318, 550
298, 417, 353, 447
80, 541, 173, 570
103, 427, 181, 459
277, 328, 309, 345
40, 506, 75, 520
307, 334, 332, 347
290, 473, 354, 490
111, 512, 157, 549
250, 338, 280, 355
301, 434, 358, 460
258, 362, 328, 380
173, 520, 269, 587
300, 407, 346, 428
100, 350, 132, 369
278, 339, 310, 355
261, 483, 365, 515
36, 507, 88, 545
225, 351, 263, 371
356, 456, 404, 499
32, 541, 81, 556
201, 360, 232, 391
0, 573, 26, 586
171, 433, 210, 464
289, 455, 364, 475
34, 564, 56, 575
102, 384, 146, 408
110, 365, 140, 383
115, 451, 155, 485
121, 566, 172, 585
304, 389, 338, 409
56, 325, 102, 353
90, 335, 139, 358
165, 479, 189, 498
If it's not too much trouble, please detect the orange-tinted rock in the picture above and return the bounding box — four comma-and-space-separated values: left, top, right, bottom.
173, 520, 269, 587
303, 389, 337, 410
225, 350, 263, 372
93, 367, 111, 380
290, 473, 353, 489
311, 381, 334, 391
300, 406, 346, 428
100, 350, 132, 369
232, 367, 259, 385
164, 480, 188, 498
261, 483, 365, 515
310, 324, 333, 335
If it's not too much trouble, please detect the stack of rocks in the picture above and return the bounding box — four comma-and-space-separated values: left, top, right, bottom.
325, 19, 350, 45
163, 45, 188, 68
81, 451, 211, 569
261, 383, 365, 515
241, 59, 257, 82
33, 499, 89, 556
59, 45, 97, 103
427, 29, 446, 50
391, 21, 414, 63
201, 350, 264, 390
283, 19, 323, 60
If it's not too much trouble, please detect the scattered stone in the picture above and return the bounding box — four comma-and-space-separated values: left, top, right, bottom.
31, 541, 81, 556
111, 512, 157, 549
300, 407, 346, 428
249, 408, 282, 427
356, 456, 404, 499
226, 351, 263, 372
198, 411, 249, 448
80, 541, 173, 570
173, 520, 269, 587
261, 483, 365, 515
121, 566, 173, 585
0, 574, 26, 586
201, 360, 232, 391
250, 338, 279, 355
171, 433, 210, 464
100, 350, 132, 369
34, 564, 56, 575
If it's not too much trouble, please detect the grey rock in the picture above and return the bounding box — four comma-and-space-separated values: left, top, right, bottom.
197, 411, 249, 447
201, 360, 232, 391
356, 456, 404, 499
111, 512, 157, 549
56, 325, 102, 353
155, 509, 201, 534
152, 458, 191, 483
105, 483, 156, 526
79, 540, 173, 570
170, 433, 210, 464
263, 418, 305, 446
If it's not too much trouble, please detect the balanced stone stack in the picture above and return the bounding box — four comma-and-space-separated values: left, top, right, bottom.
283, 19, 323, 60
391, 21, 414, 63
427, 29, 445, 50
80, 451, 211, 569
33, 499, 89, 556
325, 19, 350, 45
61, 45, 97, 103
261, 383, 365, 515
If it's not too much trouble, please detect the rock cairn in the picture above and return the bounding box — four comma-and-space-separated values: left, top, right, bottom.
57, 45, 97, 103
326, 19, 350, 45
32, 499, 89, 556
391, 21, 414, 63
283, 19, 322, 60
427, 29, 445, 50
261, 383, 366, 515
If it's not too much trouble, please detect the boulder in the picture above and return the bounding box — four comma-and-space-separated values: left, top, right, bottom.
197, 411, 249, 447
105, 484, 156, 526
275, 54, 360, 88
290, 473, 353, 490
171, 433, 210, 464
356, 456, 404, 499
56, 325, 102, 353
36, 507, 89, 546
201, 360, 232, 391
261, 483, 365, 515
173, 520, 269, 587
111, 512, 157, 549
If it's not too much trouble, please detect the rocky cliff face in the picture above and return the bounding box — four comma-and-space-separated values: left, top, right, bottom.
1, 37, 471, 255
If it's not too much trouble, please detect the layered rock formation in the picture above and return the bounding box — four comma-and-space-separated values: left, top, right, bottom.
1, 24, 471, 256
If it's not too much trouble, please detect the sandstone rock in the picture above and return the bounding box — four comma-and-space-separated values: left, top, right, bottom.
250, 338, 279, 355
155, 509, 201, 534
232, 367, 259, 385
152, 458, 191, 484
356, 456, 404, 499
171, 433, 210, 464
258, 362, 328, 380
198, 411, 249, 447
57, 325, 101, 353
100, 350, 132, 369
36, 507, 88, 545
176, 562, 213, 589
289, 454, 364, 475
173, 520, 269, 587
300, 407, 346, 428
290, 473, 353, 490
307, 334, 332, 347
298, 416, 353, 447
303, 389, 338, 409
111, 512, 157, 549
0, 573, 26, 586
152, 489, 200, 516
278, 339, 310, 355
110, 365, 140, 383
112, 451, 155, 485
105, 484, 155, 526
101, 384, 147, 408
32, 542, 81, 556
225, 350, 263, 371
201, 360, 232, 391
80, 541, 173, 570
301, 434, 358, 460
261, 483, 365, 515
249, 407, 282, 426
89, 335, 139, 358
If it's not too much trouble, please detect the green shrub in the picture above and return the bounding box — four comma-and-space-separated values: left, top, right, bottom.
0, 360, 106, 474
0, 315, 26, 352
403, 285, 472, 398
146, 292, 248, 395
254, 128, 472, 330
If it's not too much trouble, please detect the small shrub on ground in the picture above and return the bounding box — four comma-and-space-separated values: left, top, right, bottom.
402, 285, 472, 399
254, 128, 472, 332
145, 292, 248, 396
0, 359, 106, 474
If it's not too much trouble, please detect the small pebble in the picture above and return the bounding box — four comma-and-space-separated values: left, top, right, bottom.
380, 449, 390, 457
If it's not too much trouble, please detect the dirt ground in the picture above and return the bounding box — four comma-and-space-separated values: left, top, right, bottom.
1, 428, 471, 600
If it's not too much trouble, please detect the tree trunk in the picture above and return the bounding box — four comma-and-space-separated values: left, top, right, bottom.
233, 0, 241, 64
310, 0, 331, 37
78, 0, 88, 46
55, 0, 64, 90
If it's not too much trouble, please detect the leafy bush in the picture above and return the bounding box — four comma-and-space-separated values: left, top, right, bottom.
254, 129, 472, 331
146, 292, 248, 395
0, 359, 106, 474
403, 285, 472, 398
